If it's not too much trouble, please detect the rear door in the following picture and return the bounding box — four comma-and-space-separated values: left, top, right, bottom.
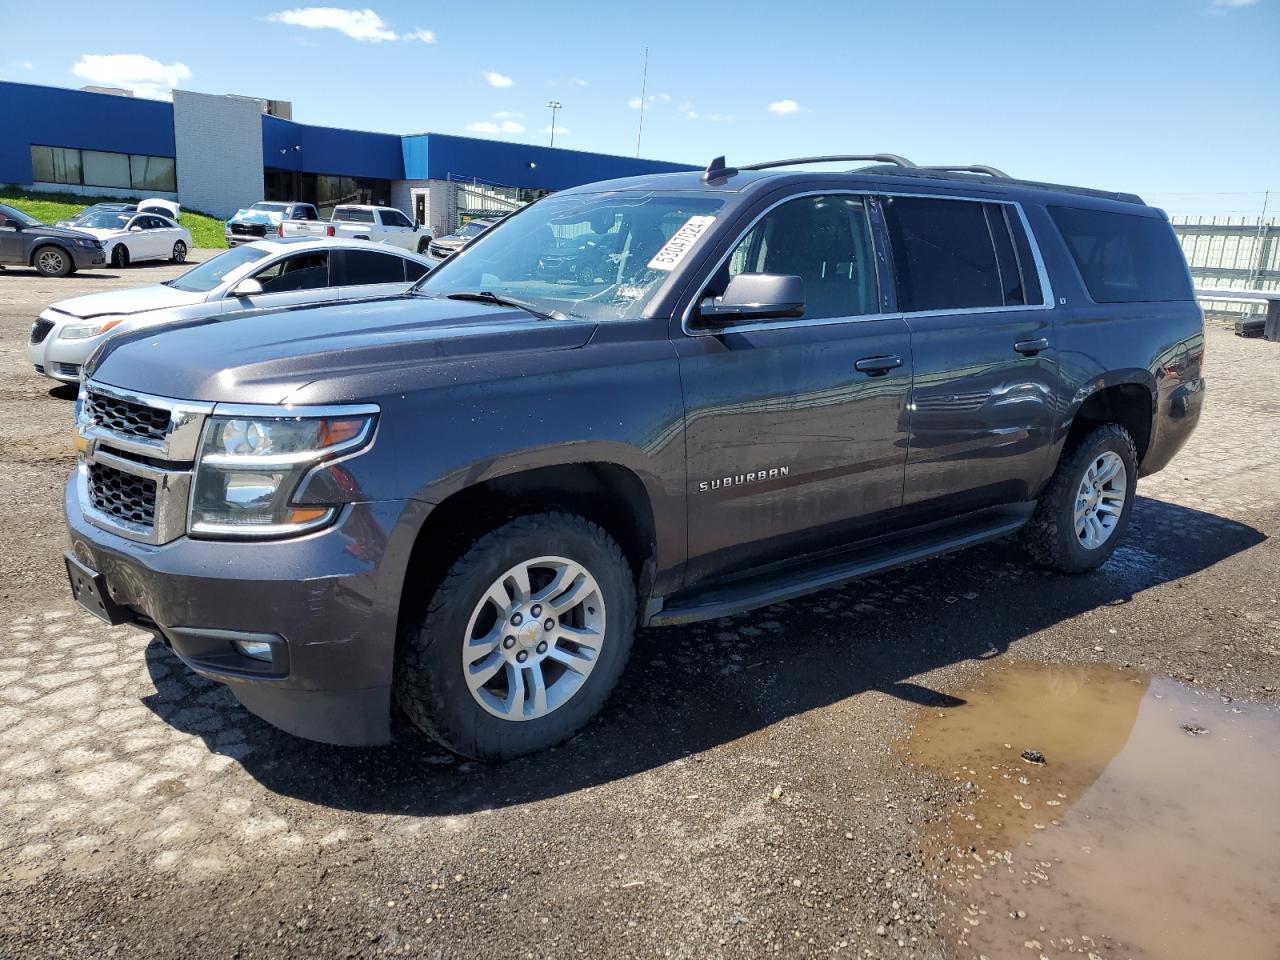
333, 248, 412, 299
882, 194, 1058, 514
676, 191, 914, 585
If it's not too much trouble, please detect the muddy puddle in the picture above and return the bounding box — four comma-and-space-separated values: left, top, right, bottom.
903, 661, 1280, 959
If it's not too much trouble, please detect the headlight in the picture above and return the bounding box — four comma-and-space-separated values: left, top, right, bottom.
59, 318, 124, 340
188, 407, 377, 538
73, 238, 98, 248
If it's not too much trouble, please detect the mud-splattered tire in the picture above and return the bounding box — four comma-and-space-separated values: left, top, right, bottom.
1024, 423, 1138, 574
395, 512, 636, 761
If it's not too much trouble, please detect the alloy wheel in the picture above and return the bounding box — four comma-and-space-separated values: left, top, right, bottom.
1074, 451, 1127, 549
38, 250, 65, 275
462, 556, 605, 721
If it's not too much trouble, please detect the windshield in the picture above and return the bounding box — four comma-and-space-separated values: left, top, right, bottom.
77, 211, 133, 230
166, 245, 271, 292
458, 220, 490, 238
251, 203, 290, 213
415, 192, 725, 321
0, 204, 43, 227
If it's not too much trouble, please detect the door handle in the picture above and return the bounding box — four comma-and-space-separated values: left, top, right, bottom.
1014, 338, 1050, 356
855, 355, 903, 376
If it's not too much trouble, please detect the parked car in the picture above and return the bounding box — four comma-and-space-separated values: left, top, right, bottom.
64, 154, 1204, 761
428, 216, 500, 260
70, 210, 192, 268
0, 203, 105, 277
29, 237, 432, 383
226, 202, 319, 247
55, 198, 180, 228
279, 204, 432, 254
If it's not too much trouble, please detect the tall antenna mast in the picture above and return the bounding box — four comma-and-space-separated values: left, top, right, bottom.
635, 47, 648, 158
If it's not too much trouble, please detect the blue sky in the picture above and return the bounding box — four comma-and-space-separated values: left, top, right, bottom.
2, 0, 1276, 214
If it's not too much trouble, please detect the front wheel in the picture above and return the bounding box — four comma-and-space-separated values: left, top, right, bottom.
417, 237, 432, 254
110, 244, 130, 269
170, 240, 188, 263
1024, 423, 1138, 573
34, 246, 73, 277
395, 512, 636, 760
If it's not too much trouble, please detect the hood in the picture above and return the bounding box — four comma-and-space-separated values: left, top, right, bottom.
26, 223, 99, 241
74, 226, 126, 241
88, 295, 597, 404
48, 284, 208, 320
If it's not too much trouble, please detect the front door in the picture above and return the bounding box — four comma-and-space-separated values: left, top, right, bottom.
222, 250, 333, 311
881, 195, 1059, 514
676, 192, 913, 585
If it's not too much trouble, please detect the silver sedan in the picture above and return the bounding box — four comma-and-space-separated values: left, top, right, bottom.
28, 237, 434, 383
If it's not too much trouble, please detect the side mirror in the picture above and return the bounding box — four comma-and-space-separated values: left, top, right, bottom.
231, 278, 264, 297
697, 274, 805, 324
129, 225, 143, 232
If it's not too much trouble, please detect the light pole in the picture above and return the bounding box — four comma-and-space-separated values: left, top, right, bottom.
546, 100, 561, 148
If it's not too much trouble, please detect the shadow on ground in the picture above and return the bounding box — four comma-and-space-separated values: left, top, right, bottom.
144, 495, 1264, 815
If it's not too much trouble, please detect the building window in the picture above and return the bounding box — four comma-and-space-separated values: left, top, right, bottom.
264, 168, 391, 218
30, 145, 176, 193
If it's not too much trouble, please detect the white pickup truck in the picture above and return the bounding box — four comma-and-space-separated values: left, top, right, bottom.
278, 205, 432, 254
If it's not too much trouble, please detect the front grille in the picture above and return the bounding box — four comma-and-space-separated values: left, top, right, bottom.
85, 390, 171, 443
30, 318, 54, 344
231, 223, 266, 237
56, 362, 81, 379
429, 244, 452, 259
88, 462, 156, 528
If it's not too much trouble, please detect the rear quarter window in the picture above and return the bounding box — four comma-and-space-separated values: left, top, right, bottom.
1048, 206, 1193, 303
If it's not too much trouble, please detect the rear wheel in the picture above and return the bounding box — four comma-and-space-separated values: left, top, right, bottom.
110, 245, 130, 269
34, 246, 73, 277
1024, 423, 1137, 573
170, 240, 188, 263
395, 512, 636, 760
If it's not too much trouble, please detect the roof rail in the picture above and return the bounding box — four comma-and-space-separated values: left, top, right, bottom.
919, 164, 1011, 179
740, 154, 918, 172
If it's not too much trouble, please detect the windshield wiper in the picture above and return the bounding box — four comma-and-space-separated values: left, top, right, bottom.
445, 290, 569, 321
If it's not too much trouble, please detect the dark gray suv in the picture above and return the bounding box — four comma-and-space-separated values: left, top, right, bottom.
0, 203, 106, 276
64, 154, 1204, 759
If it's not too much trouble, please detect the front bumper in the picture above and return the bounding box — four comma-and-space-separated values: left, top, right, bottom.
28, 319, 103, 383
70, 245, 107, 269
65, 473, 424, 745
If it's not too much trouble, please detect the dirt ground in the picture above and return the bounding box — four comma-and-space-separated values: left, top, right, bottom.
0, 256, 1277, 959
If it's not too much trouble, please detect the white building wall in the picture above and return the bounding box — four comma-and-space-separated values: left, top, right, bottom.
172, 90, 265, 219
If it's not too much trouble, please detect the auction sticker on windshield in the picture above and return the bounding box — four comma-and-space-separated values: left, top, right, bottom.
647, 216, 717, 272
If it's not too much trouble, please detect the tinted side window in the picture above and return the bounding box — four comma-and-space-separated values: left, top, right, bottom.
254, 252, 331, 293
712, 194, 879, 321
403, 258, 429, 282
379, 209, 412, 228
883, 197, 1005, 311
1049, 206, 1193, 303
340, 249, 407, 285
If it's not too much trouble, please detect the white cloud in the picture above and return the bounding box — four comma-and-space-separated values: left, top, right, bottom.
465, 114, 526, 135
19, 60, 34, 70
628, 92, 671, 110
493, 110, 524, 119
544, 124, 569, 137
1211, 0, 1257, 6
71, 54, 191, 99
767, 99, 801, 115
627, 96, 642, 109
404, 28, 436, 43
484, 71, 514, 88
268, 7, 400, 41
570, 77, 589, 87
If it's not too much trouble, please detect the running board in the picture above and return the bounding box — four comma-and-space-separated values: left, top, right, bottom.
648, 502, 1034, 626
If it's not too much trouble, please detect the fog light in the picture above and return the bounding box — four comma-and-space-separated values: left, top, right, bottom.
232, 638, 274, 662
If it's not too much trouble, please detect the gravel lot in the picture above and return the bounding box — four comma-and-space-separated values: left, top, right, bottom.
0, 257, 1276, 959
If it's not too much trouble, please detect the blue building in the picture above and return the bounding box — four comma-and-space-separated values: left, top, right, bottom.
0, 81, 696, 234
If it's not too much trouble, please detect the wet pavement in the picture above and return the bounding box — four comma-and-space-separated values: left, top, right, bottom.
906, 661, 1280, 959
